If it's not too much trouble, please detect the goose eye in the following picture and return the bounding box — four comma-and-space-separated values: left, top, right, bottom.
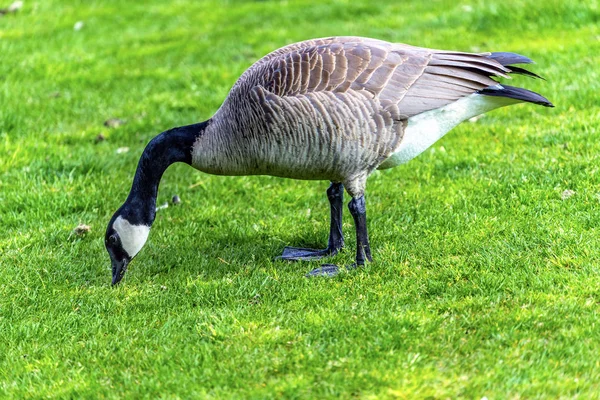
108, 234, 118, 245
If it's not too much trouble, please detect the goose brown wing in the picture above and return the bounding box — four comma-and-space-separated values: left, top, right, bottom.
239, 37, 510, 120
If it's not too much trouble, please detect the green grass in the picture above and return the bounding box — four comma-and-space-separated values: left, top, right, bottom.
1, 0, 599, 398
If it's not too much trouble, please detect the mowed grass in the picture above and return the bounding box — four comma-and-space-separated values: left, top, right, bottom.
1, 0, 599, 397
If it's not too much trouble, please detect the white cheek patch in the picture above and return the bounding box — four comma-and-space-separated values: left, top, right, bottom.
113, 216, 150, 258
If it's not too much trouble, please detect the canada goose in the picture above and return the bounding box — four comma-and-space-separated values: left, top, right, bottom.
105, 36, 552, 285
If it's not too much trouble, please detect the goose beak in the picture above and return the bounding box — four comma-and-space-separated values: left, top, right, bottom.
111, 258, 128, 285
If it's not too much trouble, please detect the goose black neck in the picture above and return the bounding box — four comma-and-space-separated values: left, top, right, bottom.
123, 121, 209, 225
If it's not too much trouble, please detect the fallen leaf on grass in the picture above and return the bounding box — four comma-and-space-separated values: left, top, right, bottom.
73, 224, 91, 236
0, 1, 23, 15
104, 118, 125, 128
561, 189, 575, 200
73, 21, 84, 31
188, 181, 205, 189
116, 147, 129, 154
156, 202, 168, 211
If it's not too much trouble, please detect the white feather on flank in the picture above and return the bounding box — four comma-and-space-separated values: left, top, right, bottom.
112, 216, 150, 258
378, 90, 517, 169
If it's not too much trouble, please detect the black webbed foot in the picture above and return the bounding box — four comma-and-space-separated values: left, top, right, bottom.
305, 262, 360, 277
279, 246, 340, 261
305, 264, 341, 277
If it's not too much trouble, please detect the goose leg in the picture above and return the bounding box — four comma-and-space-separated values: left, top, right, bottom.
305, 194, 372, 277
279, 182, 344, 260
348, 195, 372, 266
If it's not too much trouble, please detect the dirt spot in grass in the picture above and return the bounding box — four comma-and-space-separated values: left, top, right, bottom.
249, 294, 261, 305
95, 133, 106, 143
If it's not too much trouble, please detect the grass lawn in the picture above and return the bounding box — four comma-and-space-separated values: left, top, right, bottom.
1, 0, 599, 398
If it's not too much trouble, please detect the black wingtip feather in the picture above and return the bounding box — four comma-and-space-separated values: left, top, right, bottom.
479, 84, 554, 107
506, 66, 545, 80
488, 52, 534, 66
488, 52, 546, 80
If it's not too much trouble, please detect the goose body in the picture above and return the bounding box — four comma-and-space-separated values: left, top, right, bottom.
105, 36, 552, 284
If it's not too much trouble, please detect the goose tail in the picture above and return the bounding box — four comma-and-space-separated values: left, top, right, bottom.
479, 52, 554, 107
479, 84, 554, 107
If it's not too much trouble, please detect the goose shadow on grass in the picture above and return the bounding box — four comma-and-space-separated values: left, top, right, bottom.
137, 226, 343, 281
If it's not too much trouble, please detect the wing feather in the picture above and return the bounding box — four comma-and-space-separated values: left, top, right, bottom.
232, 36, 516, 120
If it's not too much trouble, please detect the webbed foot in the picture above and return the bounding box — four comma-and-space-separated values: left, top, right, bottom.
279, 246, 340, 261
305, 263, 359, 277
306, 264, 341, 277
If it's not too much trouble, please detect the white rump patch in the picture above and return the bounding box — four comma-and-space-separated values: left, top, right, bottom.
113, 216, 150, 258
378, 91, 517, 169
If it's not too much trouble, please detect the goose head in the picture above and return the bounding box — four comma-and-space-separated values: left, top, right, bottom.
103, 122, 206, 285
105, 210, 151, 285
